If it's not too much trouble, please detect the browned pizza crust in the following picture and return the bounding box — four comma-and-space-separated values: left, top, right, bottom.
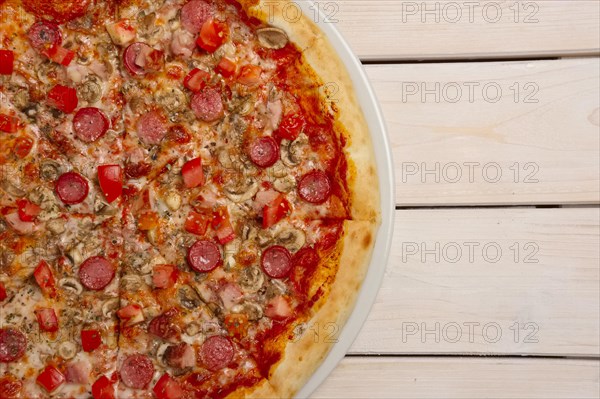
266, 220, 378, 398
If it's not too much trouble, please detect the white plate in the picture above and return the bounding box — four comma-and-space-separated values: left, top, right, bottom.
294, 2, 395, 398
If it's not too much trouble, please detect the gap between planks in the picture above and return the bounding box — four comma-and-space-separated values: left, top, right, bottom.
361, 57, 600, 206
348, 207, 600, 357
311, 356, 600, 399
333, 0, 600, 61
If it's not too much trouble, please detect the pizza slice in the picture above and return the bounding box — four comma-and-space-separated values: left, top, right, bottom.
0, 0, 126, 193
1, 214, 122, 398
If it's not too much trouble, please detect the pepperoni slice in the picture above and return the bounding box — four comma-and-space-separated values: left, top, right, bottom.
136, 110, 168, 145
73, 108, 110, 143
27, 21, 62, 50
248, 136, 279, 168
297, 170, 332, 204
187, 240, 221, 273
78, 256, 115, 291
200, 336, 233, 371
190, 88, 224, 122
120, 354, 154, 389
123, 42, 152, 76
0, 375, 23, 399
55, 172, 89, 205
261, 245, 292, 279
23, 0, 90, 24
0, 328, 27, 363
181, 0, 214, 34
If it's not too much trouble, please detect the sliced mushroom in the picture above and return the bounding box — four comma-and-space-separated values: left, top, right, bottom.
280, 137, 304, 168
0, 220, 7, 234
256, 27, 289, 50
0, 246, 15, 268
147, 229, 159, 246
232, 301, 263, 321
156, 342, 170, 366
267, 161, 288, 179
121, 275, 143, 291
224, 178, 259, 203
266, 279, 287, 298
67, 244, 84, 266
164, 192, 182, 211
238, 266, 265, 293
78, 76, 102, 103
273, 175, 295, 193
276, 228, 306, 253
46, 219, 66, 235
184, 322, 201, 336
94, 198, 118, 216
218, 150, 233, 168
59, 278, 83, 295
127, 253, 157, 275
155, 88, 187, 114
58, 342, 77, 360
40, 160, 60, 181
257, 229, 274, 247
0, 176, 25, 197
102, 298, 119, 318
241, 225, 258, 242
179, 285, 203, 309
13, 88, 30, 110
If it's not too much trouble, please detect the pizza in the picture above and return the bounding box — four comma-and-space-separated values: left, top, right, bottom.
0, 0, 380, 398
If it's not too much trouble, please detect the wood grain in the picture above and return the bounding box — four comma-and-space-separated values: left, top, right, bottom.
348, 208, 600, 356
330, 0, 600, 60
364, 58, 600, 206
312, 357, 600, 398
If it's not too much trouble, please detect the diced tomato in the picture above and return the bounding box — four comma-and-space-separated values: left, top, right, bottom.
0, 282, 7, 301
153, 374, 184, 399
0, 374, 22, 398
138, 211, 159, 231
184, 211, 210, 236
117, 304, 144, 326
212, 207, 235, 244
224, 313, 249, 339
92, 375, 115, 399
277, 113, 306, 141
16, 199, 41, 222
36, 366, 65, 393
0, 50, 14, 75
196, 19, 227, 53
47, 85, 78, 114
81, 330, 102, 352
33, 260, 56, 298
105, 19, 136, 46
13, 136, 33, 158
97, 165, 123, 204
215, 57, 236, 78
42, 44, 75, 66
181, 157, 205, 188
237, 65, 262, 86
152, 265, 179, 289
262, 195, 290, 229
183, 68, 210, 92
0, 114, 18, 133
35, 308, 59, 332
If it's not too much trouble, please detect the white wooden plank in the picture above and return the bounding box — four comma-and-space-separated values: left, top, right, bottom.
312, 357, 600, 399
365, 58, 600, 206
348, 208, 600, 356
330, 0, 600, 60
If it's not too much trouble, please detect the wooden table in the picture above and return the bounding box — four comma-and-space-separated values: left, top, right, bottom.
309, 1, 600, 397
